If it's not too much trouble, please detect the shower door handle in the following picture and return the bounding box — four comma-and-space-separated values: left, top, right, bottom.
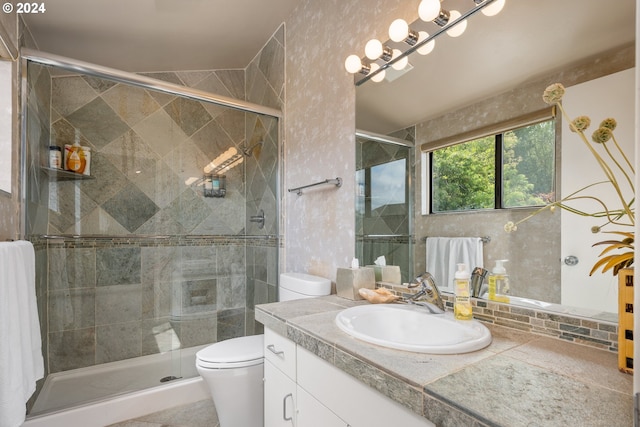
283, 393, 293, 421
250, 209, 265, 229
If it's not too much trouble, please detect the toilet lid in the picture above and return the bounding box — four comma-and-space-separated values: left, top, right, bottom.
196, 335, 264, 368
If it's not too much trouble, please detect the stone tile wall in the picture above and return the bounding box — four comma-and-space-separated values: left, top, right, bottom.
39, 235, 278, 373
24, 26, 284, 375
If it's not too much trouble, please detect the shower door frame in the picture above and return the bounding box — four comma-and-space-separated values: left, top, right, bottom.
355, 129, 415, 283
19, 49, 283, 414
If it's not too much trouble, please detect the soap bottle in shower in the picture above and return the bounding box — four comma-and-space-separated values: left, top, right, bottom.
454, 263, 473, 320
488, 259, 510, 303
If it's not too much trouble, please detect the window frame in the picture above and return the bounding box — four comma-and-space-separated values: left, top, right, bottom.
422, 108, 556, 215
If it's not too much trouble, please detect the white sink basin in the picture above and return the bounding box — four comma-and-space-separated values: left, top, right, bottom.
335, 304, 492, 354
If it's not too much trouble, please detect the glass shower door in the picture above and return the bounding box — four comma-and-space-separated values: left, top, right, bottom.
355, 132, 414, 284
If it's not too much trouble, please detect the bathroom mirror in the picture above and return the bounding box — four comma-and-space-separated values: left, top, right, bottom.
355, 0, 635, 321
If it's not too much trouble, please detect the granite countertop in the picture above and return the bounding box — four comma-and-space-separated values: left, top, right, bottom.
256, 295, 633, 427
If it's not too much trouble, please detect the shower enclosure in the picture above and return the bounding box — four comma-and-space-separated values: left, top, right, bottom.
355, 129, 414, 284
21, 47, 282, 416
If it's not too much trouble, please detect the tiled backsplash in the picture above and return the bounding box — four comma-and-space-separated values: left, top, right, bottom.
378, 283, 619, 353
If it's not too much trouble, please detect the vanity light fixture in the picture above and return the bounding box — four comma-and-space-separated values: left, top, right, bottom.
416, 31, 436, 55
344, 54, 370, 74
204, 146, 238, 174
364, 39, 393, 61
444, 10, 467, 37
391, 49, 409, 70
476, 0, 505, 16
418, 0, 442, 22
369, 63, 386, 82
388, 19, 419, 45
345, 0, 505, 85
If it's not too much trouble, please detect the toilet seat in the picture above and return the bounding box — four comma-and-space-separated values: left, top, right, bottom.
196, 335, 264, 369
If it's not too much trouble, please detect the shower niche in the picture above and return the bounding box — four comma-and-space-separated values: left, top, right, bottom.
22, 36, 283, 416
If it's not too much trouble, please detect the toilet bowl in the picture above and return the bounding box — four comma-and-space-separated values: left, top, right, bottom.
195, 272, 331, 427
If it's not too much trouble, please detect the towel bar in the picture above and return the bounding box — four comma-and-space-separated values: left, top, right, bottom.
288, 177, 342, 196
424, 236, 490, 244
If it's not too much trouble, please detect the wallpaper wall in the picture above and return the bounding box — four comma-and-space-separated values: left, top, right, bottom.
284, 0, 416, 281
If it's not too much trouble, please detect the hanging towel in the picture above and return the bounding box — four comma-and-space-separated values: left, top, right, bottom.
426, 237, 483, 291
0, 241, 44, 427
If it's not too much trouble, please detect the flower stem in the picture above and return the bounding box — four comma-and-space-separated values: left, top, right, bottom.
557, 103, 635, 225
611, 133, 635, 174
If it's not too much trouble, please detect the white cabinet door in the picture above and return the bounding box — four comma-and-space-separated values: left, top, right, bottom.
297, 385, 348, 427
264, 359, 296, 427
297, 347, 434, 427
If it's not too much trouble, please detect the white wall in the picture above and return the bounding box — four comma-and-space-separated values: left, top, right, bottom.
562, 68, 635, 313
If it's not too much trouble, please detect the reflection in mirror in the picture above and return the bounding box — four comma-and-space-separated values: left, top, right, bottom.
354, 0, 635, 322
356, 129, 414, 284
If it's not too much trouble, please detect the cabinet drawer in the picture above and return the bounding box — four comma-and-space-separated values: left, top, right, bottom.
264, 328, 296, 380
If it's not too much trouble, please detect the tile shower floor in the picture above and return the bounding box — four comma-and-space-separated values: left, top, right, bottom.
106, 399, 218, 427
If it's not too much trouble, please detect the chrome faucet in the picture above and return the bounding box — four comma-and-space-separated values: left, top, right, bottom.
405, 272, 445, 314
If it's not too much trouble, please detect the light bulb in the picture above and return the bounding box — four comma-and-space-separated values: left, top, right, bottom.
365, 39, 383, 60
345, 55, 363, 74
369, 63, 386, 83
416, 31, 435, 55
446, 10, 467, 37
481, 0, 505, 16
391, 49, 408, 71
418, 0, 441, 22
388, 19, 409, 43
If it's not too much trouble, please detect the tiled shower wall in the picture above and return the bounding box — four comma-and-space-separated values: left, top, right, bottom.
26, 26, 284, 374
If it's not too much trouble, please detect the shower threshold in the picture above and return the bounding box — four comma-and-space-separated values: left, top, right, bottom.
30, 344, 206, 416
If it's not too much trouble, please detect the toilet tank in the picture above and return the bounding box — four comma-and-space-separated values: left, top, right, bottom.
279, 273, 331, 301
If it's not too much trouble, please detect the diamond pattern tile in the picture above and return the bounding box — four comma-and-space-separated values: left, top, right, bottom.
66, 97, 130, 149
102, 185, 160, 232
164, 97, 212, 137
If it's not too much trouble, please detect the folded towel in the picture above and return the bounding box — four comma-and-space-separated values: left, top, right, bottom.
426, 237, 483, 291
0, 241, 44, 427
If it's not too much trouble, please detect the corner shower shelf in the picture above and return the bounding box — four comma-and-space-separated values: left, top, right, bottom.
41, 167, 95, 181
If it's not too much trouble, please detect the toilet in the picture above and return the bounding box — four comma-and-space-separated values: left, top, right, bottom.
195, 272, 331, 427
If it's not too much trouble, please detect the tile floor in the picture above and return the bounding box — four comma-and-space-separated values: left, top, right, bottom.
106, 399, 219, 427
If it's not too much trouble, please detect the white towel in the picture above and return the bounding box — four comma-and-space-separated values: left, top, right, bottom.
0, 241, 44, 427
426, 237, 483, 291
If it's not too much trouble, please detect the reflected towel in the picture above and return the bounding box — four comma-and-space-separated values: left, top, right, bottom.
426, 237, 483, 291
0, 241, 44, 427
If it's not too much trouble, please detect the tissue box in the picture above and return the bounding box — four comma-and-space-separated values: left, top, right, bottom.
366, 265, 402, 285
336, 267, 375, 300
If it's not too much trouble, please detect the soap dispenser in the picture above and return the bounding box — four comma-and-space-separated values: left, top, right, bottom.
488, 260, 510, 303
454, 263, 473, 320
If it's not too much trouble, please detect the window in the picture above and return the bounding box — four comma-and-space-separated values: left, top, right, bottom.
427, 118, 555, 213
371, 159, 406, 210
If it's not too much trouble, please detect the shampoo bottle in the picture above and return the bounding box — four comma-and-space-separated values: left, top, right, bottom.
454, 263, 473, 320
488, 260, 510, 303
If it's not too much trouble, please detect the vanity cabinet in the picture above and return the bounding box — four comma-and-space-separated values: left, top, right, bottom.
264, 360, 296, 426
264, 328, 297, 426
263, 327, 433, 427
296, 386, 347, 427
